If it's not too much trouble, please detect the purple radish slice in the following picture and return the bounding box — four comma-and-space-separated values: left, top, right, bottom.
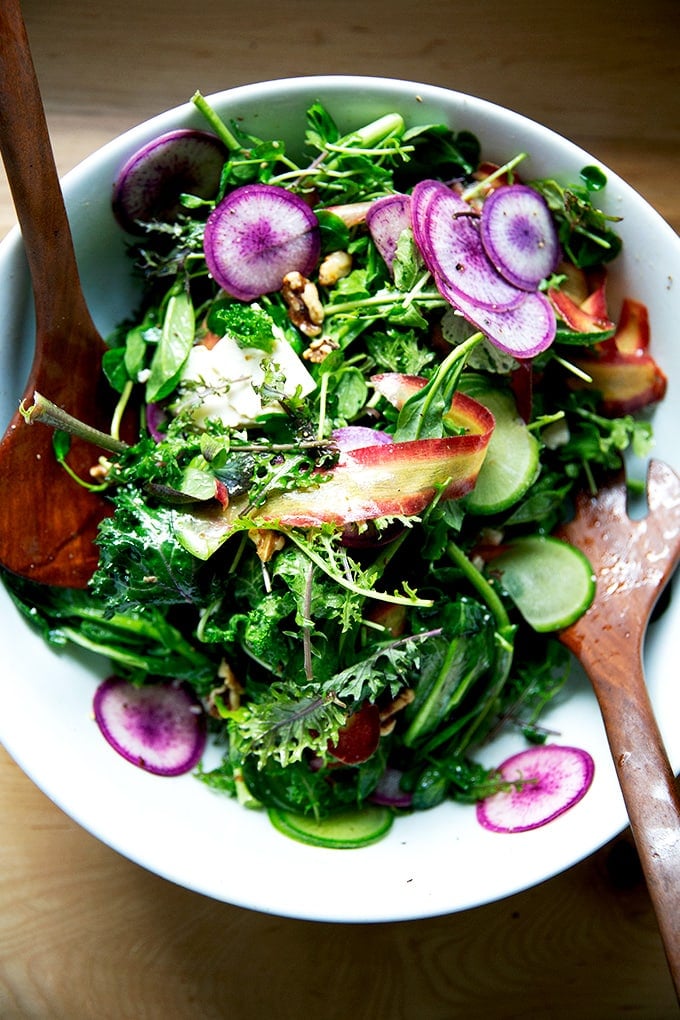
112, 129, 228, 234
480, 184, 560, 290
204, 183, 320, 301
410, 178, 452, 265
146, 401, 169, 442
476, 744, 595, 833
436, 275, 556, 358
93, 676, 207, 776
369, 767, 413, 809
332, 425, 393, 454
365, 193, 412, 273
414, 185, 524, 311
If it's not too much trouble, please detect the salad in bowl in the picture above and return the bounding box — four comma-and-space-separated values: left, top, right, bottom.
0, 77, 677, 921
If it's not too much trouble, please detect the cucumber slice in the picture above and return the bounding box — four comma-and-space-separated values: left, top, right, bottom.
490, 535, 595, 632
462, 383, 539, 515
268, 805, 393, 849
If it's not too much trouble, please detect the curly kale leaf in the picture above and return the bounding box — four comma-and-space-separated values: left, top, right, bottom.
226, 633, 426, 768
92, 487, 207, 612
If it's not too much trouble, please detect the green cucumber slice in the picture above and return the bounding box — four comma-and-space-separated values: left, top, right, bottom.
462, 383, 539, 515
490, 535, 595, 632
268, 805, 393, 849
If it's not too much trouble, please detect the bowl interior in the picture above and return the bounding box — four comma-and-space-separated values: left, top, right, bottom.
1, 76, 679, 922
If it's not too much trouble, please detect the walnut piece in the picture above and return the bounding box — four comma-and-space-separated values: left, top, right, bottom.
248, 527, 286, 563
281, 271, 324, 337
379, 688, 416, 736
318, 250, 352, 287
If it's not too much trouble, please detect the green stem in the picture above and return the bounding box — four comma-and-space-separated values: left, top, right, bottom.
325, 288, 445, 318
461, 152, 528, 202
395, 332, 484, 442
110, 379, 133, 442
445, 539, 510, 632
20, 392, 129, 455
284, 529, 433, 609
191, 90, 242, 151
444, 538, 516, 753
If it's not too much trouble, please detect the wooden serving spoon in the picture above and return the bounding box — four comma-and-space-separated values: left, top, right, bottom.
0, 0, 117, 588
557, 459, 680, 1000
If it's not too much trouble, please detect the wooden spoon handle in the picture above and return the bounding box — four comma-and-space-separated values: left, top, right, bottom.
0, 0, 93, 336
589, 655, 680, 1000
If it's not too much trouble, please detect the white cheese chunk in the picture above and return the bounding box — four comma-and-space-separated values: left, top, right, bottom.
172, 328, 315, 428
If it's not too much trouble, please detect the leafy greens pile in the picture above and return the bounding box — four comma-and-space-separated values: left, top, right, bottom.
4, 95, 661, 825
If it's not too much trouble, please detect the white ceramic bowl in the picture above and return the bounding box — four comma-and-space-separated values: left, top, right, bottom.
1, 76, 679, 923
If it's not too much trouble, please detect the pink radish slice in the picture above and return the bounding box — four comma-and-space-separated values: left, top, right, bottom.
203, 183, 320, 301
436, 275, 556, 358
480, 184, 560, 290
112, 129, 228, 234
93, 676, 207, 776
476, 744, 595, 833
365, 193, 412, 273
413, 184, 524, 311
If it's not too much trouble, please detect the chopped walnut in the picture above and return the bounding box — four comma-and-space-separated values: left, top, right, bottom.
318, 250, 352, 287
248, 527, 286, 563
302, 333, 339, 364
379, 688, 415, 736
206, 659, 245, 715
281, 271, 325, 337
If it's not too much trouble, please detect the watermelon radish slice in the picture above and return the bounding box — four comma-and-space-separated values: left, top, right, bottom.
93, 676, 207, 776
365, 193, 412, 273
412, 182, 524, 311
480, 184, 560, 290
476, 744, 595, 833
112, 128, 228, 233
203, 183, 320, 301
436, 277, 557, 359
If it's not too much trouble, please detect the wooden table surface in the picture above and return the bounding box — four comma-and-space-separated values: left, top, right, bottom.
1, 1, 679, 1017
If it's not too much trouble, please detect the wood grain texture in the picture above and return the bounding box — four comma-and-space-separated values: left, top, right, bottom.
1, 0, 679, 1016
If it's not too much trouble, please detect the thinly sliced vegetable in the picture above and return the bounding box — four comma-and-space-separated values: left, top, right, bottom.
332, 425, 393, 452
268, 805, 393, 848
568, 297, 668, 414
173, 390, 495, 559
409, 177, 452, 265
476, 744, 595, 832
479, 184, 560, 290
488, 535, 595, 632
112, 128, 228, 233
462, 381, 540, 514
203, 183, 320, 301
436, 279, 556, 359
412, 181, 524, 311
548, 286, 614, 334
365, 193, 412, 273
92, 676, 206, 776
